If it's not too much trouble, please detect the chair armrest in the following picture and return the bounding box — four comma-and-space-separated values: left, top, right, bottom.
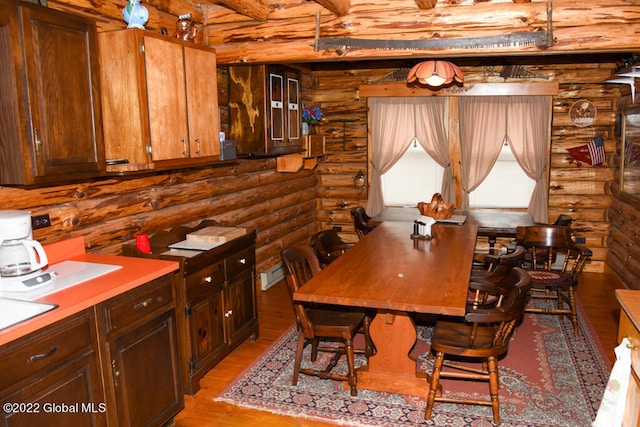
574, 244, 592, 258
468, 279, 511, 298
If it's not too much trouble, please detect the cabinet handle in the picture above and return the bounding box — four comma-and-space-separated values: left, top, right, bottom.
195, 138, 201, 155
146, 144, 152, 155
33, 128, 42, 156
205, 276, 212, 283
239, 258, 246, 265
182, 138, 187, 156
133, 297, 154, 310
225, 310, 233, 318
28, 345, 59, 362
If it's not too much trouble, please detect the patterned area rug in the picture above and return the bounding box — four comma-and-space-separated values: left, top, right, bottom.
215, 301, 611, 426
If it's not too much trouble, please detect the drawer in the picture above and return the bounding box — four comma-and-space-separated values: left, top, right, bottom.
225, 246, 255, 280
0, 310, 94, 390
102, 275, 173, 334
185, 259, 225, 297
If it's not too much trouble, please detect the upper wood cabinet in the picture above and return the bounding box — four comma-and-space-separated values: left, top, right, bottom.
0, 0, 105, 185
97, 29, 220, 172
228, 64, 302, 156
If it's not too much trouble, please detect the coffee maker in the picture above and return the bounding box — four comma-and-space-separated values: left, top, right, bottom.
0, 210, 52, 293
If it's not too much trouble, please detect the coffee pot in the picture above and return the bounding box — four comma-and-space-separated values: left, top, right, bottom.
0, 210, 48, 277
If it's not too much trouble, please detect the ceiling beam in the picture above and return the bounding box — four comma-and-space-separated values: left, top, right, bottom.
312, 0, 350, 17
216, 0, 270, 21
414, 0, 437, 9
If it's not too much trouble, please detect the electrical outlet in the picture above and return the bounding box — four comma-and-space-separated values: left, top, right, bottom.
31, 214, 51, 230
332, 226, 342, 232
575, 237, 586, 244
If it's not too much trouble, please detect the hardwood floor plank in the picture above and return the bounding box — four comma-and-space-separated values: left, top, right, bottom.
174, 270, 623, 426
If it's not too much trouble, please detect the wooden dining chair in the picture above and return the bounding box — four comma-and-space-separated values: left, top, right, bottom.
467, 246, 525, 308
310, 229, 354, 267
280, 244, 373, 396
350, 206, 374, 239
514, 225, 591, 337
425, 267, 532, 424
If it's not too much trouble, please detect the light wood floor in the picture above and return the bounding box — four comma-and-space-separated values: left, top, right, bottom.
173, 271, 624, 427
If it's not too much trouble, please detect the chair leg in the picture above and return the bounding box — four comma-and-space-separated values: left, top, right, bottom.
311, 337, 319, 361
487, 356, 501, 424
292, 334, 306, 385
568, 287, 579, 338
344, 338, 358, 396
425, 351, 444, 420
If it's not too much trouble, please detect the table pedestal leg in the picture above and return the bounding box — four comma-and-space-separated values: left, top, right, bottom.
355, 311, 429, 397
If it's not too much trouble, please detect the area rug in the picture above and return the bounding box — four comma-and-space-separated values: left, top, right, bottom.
215, 301, 611, 426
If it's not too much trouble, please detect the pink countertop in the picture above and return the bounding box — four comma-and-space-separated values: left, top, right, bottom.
0, 237, 178, 346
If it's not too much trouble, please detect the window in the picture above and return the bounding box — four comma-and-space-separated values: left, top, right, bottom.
381, 141, 444, 206
469, 141, 536, 208
382, 140, 535, 209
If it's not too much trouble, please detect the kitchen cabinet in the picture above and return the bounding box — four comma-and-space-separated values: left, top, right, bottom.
0, 0, 105, 185
616, 289, 640, 427
97, 275, 183, 427
97, 29, 220, 172
122, 221, 259, 395
229, 64, 302, 156
0, 309, 106, 426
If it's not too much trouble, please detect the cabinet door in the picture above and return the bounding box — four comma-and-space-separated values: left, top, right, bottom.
286, 70, 301, 143
0, 354, 106, 427
188, 288, 226, 370
268, 70, 285, 144
108, 310, 182, 427
144, 36, 189, 161
185, 46, 220, 158
0, 3, 104, 185
226, 271, 258, 345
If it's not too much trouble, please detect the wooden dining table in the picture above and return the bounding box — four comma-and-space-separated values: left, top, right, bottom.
371, 207, 535, 253
293, 221, 478, 397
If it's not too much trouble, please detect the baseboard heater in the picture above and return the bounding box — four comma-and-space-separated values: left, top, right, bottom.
260, 263, 285, 291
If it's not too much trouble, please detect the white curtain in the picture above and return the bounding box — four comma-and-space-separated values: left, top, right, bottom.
458, 96, 551, 222
367, 97, 450, 217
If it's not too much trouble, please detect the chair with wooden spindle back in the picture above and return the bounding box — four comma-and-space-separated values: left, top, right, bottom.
310, 229, 354, 267
425, 267, 532, 424
280, 244, 373, 396
468, 245, 526, 309
514, 225, 590, 337
350, 206, 374, 240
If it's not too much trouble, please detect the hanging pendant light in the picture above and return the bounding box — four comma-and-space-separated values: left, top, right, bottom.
406, 60, 464, 88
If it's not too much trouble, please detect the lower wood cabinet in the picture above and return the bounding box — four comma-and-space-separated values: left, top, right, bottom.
0, 309, 106, 426
97, 275, 183, 427
122, 220, 259, 395
616, 289, 640, 427
0, 274, 183, 427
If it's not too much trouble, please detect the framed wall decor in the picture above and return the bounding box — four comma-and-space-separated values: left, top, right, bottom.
569, 99, 597, 127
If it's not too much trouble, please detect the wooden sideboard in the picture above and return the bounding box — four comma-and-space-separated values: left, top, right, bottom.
615, 289, 640, 427
122, 220, 259, 395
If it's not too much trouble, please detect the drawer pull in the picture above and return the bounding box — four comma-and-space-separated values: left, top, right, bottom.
134, 297, 154, 310
205, 276, 212, 283
225, 310, 233, 318
28, 345, 59, 363
239, 258, 246, 265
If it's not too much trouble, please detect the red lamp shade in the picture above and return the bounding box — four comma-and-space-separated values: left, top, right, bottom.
407, 60, 464, 87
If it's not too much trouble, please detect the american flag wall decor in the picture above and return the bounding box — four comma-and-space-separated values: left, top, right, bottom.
567, 135, 606, 166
